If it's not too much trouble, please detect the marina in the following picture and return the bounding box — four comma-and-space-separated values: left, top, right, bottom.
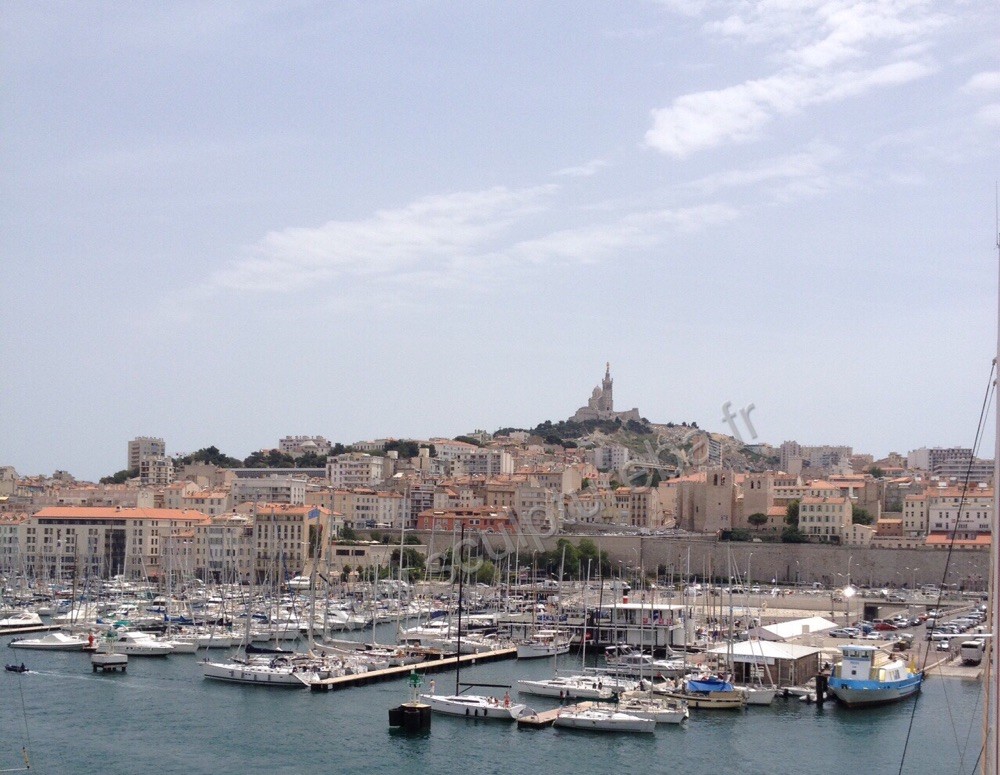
0, 627, 986, 775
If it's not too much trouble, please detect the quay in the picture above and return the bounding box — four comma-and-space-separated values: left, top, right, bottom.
517, 701, 595, 729
308, 646, 517, 692
0, 624, 61, 637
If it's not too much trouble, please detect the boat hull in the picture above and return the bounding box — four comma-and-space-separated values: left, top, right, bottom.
419, 693, 526, 720
201, 660, 321, 687
9, 633, 88, 651
553, 710, 655, 733
516, 678, 613, 700
827, 673, 923, 707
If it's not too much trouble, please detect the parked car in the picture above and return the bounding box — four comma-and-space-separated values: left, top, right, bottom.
829, 627, 860, 638
874, 621, 899, 631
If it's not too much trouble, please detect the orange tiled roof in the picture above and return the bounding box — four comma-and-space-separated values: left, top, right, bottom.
33, 506, 210, 521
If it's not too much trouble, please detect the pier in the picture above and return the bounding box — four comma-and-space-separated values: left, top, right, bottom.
308, 647, 517, 692
517, 702, 595, 729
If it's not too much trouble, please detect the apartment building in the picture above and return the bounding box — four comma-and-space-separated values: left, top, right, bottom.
592, 445, 631, 472
416, 506, 514, 533
798, 496, 852, 542
232, 475, 307, 507
6, 506, 210, 579
128, 436, 165, 471
925, 484, 993, 539
140, 456, 175, 487
326, 452, 388, 489
246, 504, 330, 580
278, 436, 332, 458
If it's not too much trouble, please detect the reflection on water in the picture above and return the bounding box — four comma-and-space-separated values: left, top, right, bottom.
0, 637, 985, 775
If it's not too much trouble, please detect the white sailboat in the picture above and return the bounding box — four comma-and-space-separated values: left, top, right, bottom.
420, 524, 528, 720
553, 707, 656, 733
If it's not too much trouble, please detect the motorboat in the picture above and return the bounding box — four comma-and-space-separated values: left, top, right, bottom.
5, 663, 29, 673
826, 645, 922, 707
516, 629, 572, 659
112, 630, 175, 656
553, 707, 655, 733
739, 685, 777, 706
8, 632, 90, 651
516, 675, 615, 700
0, 611, 43, 630
603, 644, 686, 677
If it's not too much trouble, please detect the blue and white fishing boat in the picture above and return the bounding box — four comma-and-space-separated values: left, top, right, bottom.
827, 644, 922, 707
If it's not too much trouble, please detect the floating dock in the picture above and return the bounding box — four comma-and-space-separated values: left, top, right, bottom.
0, 624, 61, 637
308, 647, 517, 692
517, 701, 595, 729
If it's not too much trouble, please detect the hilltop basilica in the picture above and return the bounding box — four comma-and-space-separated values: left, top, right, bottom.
570, 363, 641, 424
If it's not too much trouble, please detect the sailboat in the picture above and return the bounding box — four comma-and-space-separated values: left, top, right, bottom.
420, 523, 530, 720
984, 221, 1000, 775
201, 527, 333, 687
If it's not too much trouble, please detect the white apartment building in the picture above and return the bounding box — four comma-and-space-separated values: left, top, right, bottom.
906, 447, 994, 483
926, 485, 993, 536
198, 513, 254, 583
278, 435, 332, 458
232, 475, 307, 507
798, 496, 852, 542
128, 436, 166, 471
140, 456, 175, 486
250, 504, 329, 579
331, 489, 406, 530
460, 449, 514, 477
352, 439, 390, 453
327, 453, 387, 489
592, 445, 630, 472
902, 493, 929, 537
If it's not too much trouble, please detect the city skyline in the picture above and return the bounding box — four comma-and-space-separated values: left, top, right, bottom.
2, 2, 998, 481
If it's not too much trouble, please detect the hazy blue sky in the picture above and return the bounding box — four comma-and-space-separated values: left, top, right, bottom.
2, 1, 998, 481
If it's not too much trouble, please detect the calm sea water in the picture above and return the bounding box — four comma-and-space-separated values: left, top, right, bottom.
0, 631, 985, 775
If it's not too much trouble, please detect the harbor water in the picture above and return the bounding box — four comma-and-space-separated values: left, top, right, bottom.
0, 634, 985, 775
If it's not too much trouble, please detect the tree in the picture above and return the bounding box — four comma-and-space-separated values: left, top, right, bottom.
747, 512, 769, 529
785, 500, 800, 528
176, 446, 242, 468
868, 466, 885, 479
781, 526, 809, 543
339, 525, 358, 542
389, 547, 426, 580
475, 559, 496, 585
242, 449, 296, 468
100, 467, 138, 484
452, 435, 483, 447
852, 505, 874, 525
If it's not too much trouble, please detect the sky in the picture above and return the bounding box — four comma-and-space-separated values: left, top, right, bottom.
2, 0, 998, 481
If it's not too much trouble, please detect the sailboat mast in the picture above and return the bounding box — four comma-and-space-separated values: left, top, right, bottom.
986, 210, 1000, 775
455, 522, 464, 695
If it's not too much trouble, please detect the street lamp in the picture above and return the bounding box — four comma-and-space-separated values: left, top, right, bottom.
912, 567, 919, 591
843, 583, 856, 627
747, 552, 753, 589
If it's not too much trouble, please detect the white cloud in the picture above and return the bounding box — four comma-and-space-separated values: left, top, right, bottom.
554, 159, 609, 177
689, 142, 841, 194
976, 104, 1000, 127
646, 0, 945, 157
200, 185, 739, 302
209, 185, 555, 293
963, 71, 1000, 94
